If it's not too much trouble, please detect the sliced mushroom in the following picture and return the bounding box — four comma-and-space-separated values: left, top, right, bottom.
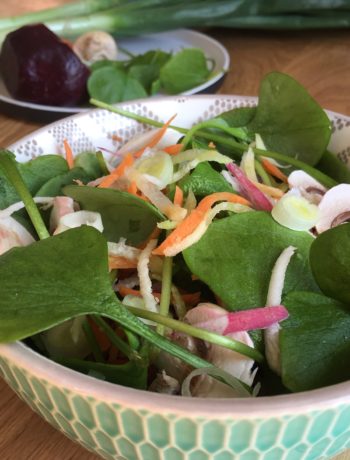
288, 170, 326, 205
191, 331, 256, 397
73, 31, 118, 65
316, 184, 350, 233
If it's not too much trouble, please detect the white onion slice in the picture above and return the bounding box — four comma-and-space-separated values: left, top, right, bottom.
265, 246, 296, 375
137, 239, 158, 313
271, 191, 320, 231
181, 366, 252, 398
54, 211, 104, 234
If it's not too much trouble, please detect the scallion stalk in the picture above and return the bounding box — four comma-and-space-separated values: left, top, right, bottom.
126, 306, 264, 363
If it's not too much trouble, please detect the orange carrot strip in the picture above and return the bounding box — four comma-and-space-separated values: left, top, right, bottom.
153, 192, 250, 256
127, 181, 138, 195
98, 153, 134, 188
261, 158, 288, 183
112, 134, 123, 142
173, 186, 184, 207
163, 143, 184, 155
88, 317, 111, 352
63, 139, 74, 169
134, 114, 177, 158
118, 286, 142, 297
108, 256, 138, 270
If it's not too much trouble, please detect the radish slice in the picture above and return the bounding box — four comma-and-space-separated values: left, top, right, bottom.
227, 163, 273, 211
185, 303, 289, 335
265, 246, 296, 375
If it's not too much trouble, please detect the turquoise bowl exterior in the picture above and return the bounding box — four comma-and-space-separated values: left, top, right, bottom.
1, 96, 350, 460
0, 342, 349, 460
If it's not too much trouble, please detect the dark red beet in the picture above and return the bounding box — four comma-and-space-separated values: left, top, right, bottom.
0, 24, 90, 107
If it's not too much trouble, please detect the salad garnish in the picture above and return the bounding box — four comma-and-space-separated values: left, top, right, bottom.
0, 71, 349, 397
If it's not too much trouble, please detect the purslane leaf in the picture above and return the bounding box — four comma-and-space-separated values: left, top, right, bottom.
63, 185, 164, 245
310, 222, 350, 305
183, 212, 319, 310
280, 291, 350, 392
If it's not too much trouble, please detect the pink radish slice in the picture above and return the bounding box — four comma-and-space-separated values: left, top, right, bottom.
186, 304, 289, 335
227, 162, 273, 211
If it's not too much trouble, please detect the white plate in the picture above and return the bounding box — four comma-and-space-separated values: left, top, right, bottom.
0, 29, 230, 116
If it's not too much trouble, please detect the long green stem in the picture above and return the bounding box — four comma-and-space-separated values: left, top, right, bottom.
90, 99, 337, 188
0, 0, 126, 31
0, 152, 49, 240
126, 306, 263, 362
156, 255, 173, 336
91, 315, 141, 361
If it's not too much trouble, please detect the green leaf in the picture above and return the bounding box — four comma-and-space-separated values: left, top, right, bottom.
217, 106, 256, 129
310, 223, 350, 305
179, 162, 233, 197
63, 185, 163, 245
0, 226, 218, 371
0, 153, 68, 209
183, 212, 319, 310
127, 50, 171, 94
89, 59, 125, 73
87, 67, 127, 104
36, 167, 91, 197
122, 76, 148, 101
74, 151, 104, 179
280, 291, 350, 392
159, 48, 210, 94
315, 150, 350, 184
247, 72, 332, 165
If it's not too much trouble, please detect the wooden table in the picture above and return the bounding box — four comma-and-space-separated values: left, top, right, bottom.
0, 1, 349, 459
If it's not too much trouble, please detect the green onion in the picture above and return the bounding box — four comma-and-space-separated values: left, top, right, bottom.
126, 306, 264, 363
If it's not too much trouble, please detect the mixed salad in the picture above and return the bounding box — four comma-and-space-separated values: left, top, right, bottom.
0, 71, 349, 398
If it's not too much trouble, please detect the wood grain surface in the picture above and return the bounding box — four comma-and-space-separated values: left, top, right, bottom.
0, 1, 349, 459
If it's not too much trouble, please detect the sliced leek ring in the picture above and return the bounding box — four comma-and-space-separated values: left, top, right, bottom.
271, 193, 319, 231
136, 151, 173, 189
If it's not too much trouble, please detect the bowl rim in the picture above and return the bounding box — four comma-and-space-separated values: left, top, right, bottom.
1, 94, 349, 419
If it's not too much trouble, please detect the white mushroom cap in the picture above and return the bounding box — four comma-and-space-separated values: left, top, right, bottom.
288, 170, 327, 205
316, 184, 350, 233
73, 31, 118, 65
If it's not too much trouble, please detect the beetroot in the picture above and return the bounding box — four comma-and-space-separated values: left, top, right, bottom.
0, 24, 90, 107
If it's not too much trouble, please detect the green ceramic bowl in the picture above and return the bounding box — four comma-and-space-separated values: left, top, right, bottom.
0, 96, 349, 460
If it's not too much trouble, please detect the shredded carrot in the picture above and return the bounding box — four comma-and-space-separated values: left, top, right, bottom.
153, 192, 250, 256
133, 114, 177, 158
63, 139, 74, 169
98, 153, 134, 188
163, 143, 184, 155
108, 256, 138, 270
261, 158, 288, 183
127, 181, 138, 195
253, 181, 284, 199
87, 317, 111, 352
118, 286, 142, 298
173, 186, 184, 206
